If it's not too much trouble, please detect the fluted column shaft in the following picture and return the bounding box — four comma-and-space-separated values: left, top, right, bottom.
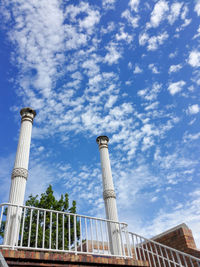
96, 136, 121, 255
4, 107, 36, 246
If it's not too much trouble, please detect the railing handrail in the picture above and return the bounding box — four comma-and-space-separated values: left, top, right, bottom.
0, 203, 127, 225
129, 231, 200, 263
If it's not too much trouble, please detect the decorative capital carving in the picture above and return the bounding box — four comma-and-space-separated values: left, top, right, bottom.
20, 107, 36, 124
103, 189, 116, 200
12, 168, 28, 180
96, 136, 109, 149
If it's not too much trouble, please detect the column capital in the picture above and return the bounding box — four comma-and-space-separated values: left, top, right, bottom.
20, 107, 36, 124
96, 136, 109, 149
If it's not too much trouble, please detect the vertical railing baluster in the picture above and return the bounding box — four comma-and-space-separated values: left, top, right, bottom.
182, 254, 187, 267
131, 234, 138, 260
105, 221, 110, 254
143, 241, 152, 267
95, 220, 99, 253
68, 215, 71, 250
140, 237, 146, 261
154, 243, 162, 267
159, 244, 167, 267
136, 235, 142, 260
20, 207, 26, 247
35, 210, 39, 248
12, 205, 20, 249
62, 213, 65, 250
90, 219, 93, 252
189, 257, 194, 267
149, 242, 157, 267
164, 247, 172, 267
42, 210, 46, 249
49, 212, 52, 249
56, 212, 58, 250
176, 252, 182, 266
118, 223, 125, 256
169, 249, 176, 266
28, 209, 33, 247
125, 227, 132, 257
100, 220, 104, 254
80, 217, 82, 252
0, 206, 4, 228
74, 215, 77, 253
85, 217, 88, 252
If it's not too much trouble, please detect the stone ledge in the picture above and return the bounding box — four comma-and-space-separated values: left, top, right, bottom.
0, 250, 149, 267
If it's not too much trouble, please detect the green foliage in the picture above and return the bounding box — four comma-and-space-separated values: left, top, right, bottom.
1, 185, 80, 250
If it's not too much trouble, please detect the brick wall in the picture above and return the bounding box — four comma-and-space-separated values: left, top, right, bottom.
151, 223, 200, 259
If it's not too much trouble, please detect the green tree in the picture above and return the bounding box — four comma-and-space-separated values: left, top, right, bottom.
1, 185, 80, 250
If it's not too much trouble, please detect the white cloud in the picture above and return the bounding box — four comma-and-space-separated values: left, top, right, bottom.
121, 9, 139, 28
138, 82, 162, 101
145, 101, 159, 111
188, 50, 200, 67
148, 0, 169, 28
142, 189, 200, 245
79, 10, 100, 34
168, 2, 183, 25
147, 32, 169, 51
116, 27, 133, 44
183, 132, 200, 142
139, 32, 149, 45
168, 80, 185, 95
193, 25, 200, 39
102, 0, 116, 9
104, 95, 118, 109
195, 0, 200, 16
169, 51, 177, 58
129, 0, 140, 12
104, 42, 122, 65
133, 65, 143, 74
187, 104, 200, 115
101, 22, 115, 34
148, 63, 160, 74
139, 32, 168, 51
168, 63, 182, 73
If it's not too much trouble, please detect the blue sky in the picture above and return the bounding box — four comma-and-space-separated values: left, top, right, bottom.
0, 0, 200, 246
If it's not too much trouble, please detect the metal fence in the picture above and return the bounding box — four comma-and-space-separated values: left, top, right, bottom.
0, 203, 131, 258
129, 232, 200, 267
1, 203, 200, 266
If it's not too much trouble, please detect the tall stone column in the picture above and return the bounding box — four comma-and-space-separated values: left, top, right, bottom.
4, 107, 36, 247
96, 136, 122, 255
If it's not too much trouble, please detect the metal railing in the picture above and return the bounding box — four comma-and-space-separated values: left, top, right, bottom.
0, 203, 131, 258
1, 203, 200, 266
129, 232, 200, 267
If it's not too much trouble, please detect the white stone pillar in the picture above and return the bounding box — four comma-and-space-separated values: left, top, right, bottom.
96, 136, 122, 255
4, 107, 36, 247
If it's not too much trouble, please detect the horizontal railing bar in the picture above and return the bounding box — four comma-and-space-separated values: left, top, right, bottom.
0, 203, 127, 225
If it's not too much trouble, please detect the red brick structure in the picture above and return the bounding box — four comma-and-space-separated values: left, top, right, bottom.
151, 223, 200, 259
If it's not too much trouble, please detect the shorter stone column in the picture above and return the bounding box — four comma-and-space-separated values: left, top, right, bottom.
96, 136, 122, 255
4, 107, 36, 247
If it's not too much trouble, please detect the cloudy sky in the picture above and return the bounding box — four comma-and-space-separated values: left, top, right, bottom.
0, 0, 200, 247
